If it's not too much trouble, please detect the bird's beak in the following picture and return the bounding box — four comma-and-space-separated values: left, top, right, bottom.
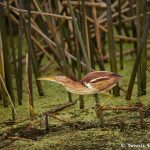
37, 76, 55, 81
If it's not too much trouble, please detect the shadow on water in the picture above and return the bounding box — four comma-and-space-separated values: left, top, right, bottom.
0, 124, 47, 149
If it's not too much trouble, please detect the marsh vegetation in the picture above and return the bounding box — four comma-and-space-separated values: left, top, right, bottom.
0, 0, 150, 149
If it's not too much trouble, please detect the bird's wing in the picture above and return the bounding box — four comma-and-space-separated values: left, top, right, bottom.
80, 71, 122, 91
89, 76, 110, 83
80, 71, 110, 90
90, 78, 116, 92
80, 71, 112, 83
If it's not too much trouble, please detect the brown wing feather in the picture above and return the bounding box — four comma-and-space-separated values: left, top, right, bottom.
90, 77, 110, 83
91, 78, 117, 91
80, 71, 121, 83
80, 71, 122, 91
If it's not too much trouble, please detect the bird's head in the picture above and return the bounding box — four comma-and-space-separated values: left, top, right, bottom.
37, 75, 72, 86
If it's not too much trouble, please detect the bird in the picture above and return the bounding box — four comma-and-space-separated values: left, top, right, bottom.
37, 71, 122, 95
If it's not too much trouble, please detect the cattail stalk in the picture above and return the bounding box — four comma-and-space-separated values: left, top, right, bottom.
136, 0, 142, 96
17, 0, 24, 104
0, 0, 15, 119
106, 0, 120, 96
67, 0, 91, 72
91, 0, 105, 71
140, 0, 147, 95
126, 16, 150, 100
7, 0, 22, 105
119, 0, 123, 69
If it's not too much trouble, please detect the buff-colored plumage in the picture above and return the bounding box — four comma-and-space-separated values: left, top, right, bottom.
38, 71, 122, 95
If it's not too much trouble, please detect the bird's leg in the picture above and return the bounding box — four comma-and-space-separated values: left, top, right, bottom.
95, 93, 113, 127
94, 94, 100, 116
94, 94, 100, 118
94, 94, 104, 127
100, 95, 113, 108
101, 92, 112, 97
79, 95, 84, 109
94, 94, 99, 104
99, 93, 113, 108
68, 92, 72, 102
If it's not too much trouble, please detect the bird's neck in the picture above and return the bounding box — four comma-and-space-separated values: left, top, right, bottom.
64, 78, 83, 88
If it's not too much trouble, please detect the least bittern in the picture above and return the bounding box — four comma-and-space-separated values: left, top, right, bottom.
38, 71, 122, 95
